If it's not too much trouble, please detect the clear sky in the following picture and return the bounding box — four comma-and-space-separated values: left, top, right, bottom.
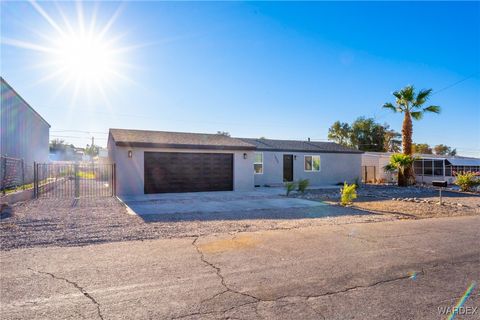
1, 1, 479, 156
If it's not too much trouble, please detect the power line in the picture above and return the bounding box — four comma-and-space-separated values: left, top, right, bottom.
432, 71, 479, 96
51, 130, 108, 134
51, 135, 107, 140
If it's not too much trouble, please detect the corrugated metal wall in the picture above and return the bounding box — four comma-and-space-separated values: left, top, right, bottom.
1, 78, 50, 183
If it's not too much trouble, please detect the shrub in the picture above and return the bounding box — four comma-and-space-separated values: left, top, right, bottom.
285, 181, 297, 196
297, 179, 310, 193
340, 182, 357, 206
384, 153, 416, 187
454, 171, 480, 192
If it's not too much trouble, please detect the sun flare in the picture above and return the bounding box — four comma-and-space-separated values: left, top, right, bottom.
53, 31, 116, 84
2, 1, 136, 105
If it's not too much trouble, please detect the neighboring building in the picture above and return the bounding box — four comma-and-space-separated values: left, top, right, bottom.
108, 128, 363, 196
361, 152, 480, 185
1, 77, 50, 182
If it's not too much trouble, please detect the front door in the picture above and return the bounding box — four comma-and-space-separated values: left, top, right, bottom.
283, 154, 294, 182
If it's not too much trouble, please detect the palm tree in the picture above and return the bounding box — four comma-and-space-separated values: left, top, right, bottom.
383, 86, 440, 184
384, 154, 416, 187
383, 86, 440, 155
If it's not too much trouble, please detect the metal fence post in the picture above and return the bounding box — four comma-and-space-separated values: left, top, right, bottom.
21, 159, 25, 190
2, 156, 6, 196
33, 162, 37, 198
74, 163, 80, 198
113, 163, 116, 197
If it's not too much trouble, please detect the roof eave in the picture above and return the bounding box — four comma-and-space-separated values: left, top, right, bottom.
254, 148, 363, 154
115, 141, 256, 151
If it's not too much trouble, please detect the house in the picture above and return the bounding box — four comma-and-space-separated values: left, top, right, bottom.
239, 138, 363, 187
361, 152, 480, 184
108, 128, 363, 195
1, 77, 50, 183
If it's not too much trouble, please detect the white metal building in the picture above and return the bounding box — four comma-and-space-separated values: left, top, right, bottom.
361, 152, 480, 185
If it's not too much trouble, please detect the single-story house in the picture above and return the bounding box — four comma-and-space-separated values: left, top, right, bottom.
108, 129, 363, 195
361, 152, 480, 185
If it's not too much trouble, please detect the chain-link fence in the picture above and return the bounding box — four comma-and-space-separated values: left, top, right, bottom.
1, 156, 34, 195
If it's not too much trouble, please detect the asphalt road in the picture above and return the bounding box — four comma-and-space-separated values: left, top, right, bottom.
1, 216, 479, 320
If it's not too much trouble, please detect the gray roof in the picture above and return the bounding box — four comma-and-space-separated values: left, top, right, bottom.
109, 129, 362, 153
109, 129, 256, 150
238, 138, 363, 154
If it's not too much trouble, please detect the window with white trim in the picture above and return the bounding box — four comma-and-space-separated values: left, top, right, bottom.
254, 152, 263, 174
304, 155, 321, 172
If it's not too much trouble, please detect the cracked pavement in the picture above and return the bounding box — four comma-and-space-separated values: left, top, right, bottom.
1, 215, 479, 319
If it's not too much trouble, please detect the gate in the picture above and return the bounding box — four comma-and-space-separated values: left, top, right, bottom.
361, 165, 377, 183
33, 162, 116, 199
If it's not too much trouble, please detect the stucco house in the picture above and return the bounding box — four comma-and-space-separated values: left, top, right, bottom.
108, 128, 362, 196
1, 77, 50, 183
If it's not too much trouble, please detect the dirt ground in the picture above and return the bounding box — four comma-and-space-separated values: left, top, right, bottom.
0, 197, 392, 251
1, 185, 478, 251
298, 185, 480, 219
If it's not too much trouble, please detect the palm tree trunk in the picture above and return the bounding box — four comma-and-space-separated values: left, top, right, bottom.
402, 112, 413, 155
402, 112, 413, 185
398, 171, 406, 187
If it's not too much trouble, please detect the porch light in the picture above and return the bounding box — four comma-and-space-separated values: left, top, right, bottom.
128, 150, 132, 158
294, 155, 297, 160
243, 153, 247, 159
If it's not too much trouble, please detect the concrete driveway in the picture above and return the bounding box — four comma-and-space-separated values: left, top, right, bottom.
119, 189, 329, 219
1, 215, 479, 319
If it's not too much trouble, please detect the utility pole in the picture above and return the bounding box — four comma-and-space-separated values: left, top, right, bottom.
91, 136, 95, 163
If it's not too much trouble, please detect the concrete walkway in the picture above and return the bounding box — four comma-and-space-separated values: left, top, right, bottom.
1, 215, 479, 319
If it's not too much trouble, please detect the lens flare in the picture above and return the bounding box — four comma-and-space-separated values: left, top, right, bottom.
1, 0, 138, 106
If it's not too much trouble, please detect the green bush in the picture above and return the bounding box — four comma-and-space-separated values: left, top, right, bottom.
285, 181, 297, 196
297, 179, 310, 193
454, 171, 480, 192
340, 182, 357, 206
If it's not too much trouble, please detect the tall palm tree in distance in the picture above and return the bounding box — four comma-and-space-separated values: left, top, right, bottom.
383, 86, 440, 155
383, 85, 440, 182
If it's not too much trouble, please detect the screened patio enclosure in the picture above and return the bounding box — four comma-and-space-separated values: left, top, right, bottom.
413, 157, 480, 184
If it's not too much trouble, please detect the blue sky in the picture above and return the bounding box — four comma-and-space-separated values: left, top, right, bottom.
1, 1, 479, 156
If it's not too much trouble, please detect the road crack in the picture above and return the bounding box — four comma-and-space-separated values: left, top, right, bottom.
28, 268, 104, 320
192, 236, 260, 303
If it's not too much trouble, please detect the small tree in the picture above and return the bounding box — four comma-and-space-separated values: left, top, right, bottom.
412, 143, 432, 154
384, 154, 416, 187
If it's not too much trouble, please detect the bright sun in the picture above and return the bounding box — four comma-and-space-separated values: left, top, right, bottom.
2, 1, 135, 105
53, 31, 116, 84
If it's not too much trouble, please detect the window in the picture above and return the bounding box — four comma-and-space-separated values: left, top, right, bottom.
254, 152, 263, 174
424, 160, 433, 175
433, 160, 444, 176
304, 155, 321, 172
414, 160, 423, 175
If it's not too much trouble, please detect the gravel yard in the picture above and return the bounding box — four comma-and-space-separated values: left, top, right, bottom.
0, 196, 391, 251
298, 185, 480, 219
2, 185, 478, 251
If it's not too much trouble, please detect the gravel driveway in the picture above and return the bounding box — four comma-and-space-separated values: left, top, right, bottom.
4, 185, 476, 251
0, 196, 391, 251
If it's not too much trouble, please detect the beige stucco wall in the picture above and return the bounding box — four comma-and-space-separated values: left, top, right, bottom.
110, 145, 255, 195
361, 153, 396, 183
253, 151, 362, 186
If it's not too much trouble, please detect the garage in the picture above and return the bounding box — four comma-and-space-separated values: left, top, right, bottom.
144, 152, 233, 193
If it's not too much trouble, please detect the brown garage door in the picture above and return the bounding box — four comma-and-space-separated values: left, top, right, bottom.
144, 152, 233, 194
